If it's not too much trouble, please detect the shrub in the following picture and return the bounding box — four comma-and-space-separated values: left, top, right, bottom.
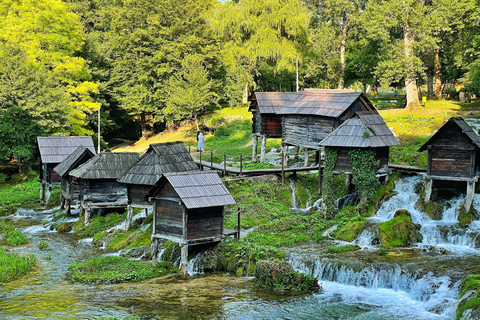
255, 260, 319, 291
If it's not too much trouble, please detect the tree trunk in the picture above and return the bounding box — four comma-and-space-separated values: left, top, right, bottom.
242, 83, 249, 104
427, 73, 434, 98
337, 11, 348, 90
18, 158, 30, 176
404, 24, 421, 110
434, 48, 442, 99
140, 112, 147, 135
194, 111, 199, 131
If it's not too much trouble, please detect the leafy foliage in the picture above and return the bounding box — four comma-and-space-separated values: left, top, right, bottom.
322, 148, 339, 215
348, 148, 380, 208
255, 260, 318, 291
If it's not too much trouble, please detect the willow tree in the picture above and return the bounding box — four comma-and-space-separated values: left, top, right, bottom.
210, 0, 310, 104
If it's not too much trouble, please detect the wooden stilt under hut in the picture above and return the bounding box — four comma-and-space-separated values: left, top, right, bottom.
249, 92, 299, 162
418, 117, 480, 211
53, 146, 95, 214
146, 171, 236, 275
36, 136, 95, 206
69, 152, 140, 225
118, 141, 199, 231
319, 111, 400, 187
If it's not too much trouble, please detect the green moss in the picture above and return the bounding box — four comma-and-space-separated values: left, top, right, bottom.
127, 226, 153, 249
458, 206, 475, 228
92, 231, 107, 247
107, 231, 136, 250
363, 174, 399, 217
378, 213, 422, 247
57, 222, 73, 233
254, 260, 318, 291
67, 255, 174, 284
162, 241, 181, 263
418, 185, 444, 220
456, 275, 480, 320
334, 221, 364, 242
325, 244, 360, 254
74, 213, 125, 238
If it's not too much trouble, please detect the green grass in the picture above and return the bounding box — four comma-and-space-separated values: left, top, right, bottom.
127, 226, 152, 249
0, 221, 28, 246
0, 173, 60, 216
0, 248, 36, 282
390, 136, 429, 167
74, 212, 125, 238
38, 241, 49, 250
325, 244, 360, 254
67, 255, 175, 284
107, 230, 137, 250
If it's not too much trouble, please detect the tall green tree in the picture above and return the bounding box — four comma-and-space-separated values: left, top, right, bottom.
210, 0, 309, 104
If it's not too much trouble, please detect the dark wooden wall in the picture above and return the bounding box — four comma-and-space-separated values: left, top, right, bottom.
332, 147, 389, 173
128, 184, 152, 206
283, 116, 337, 149
263, 115, 282, 138
154, 182, 183, 239
61, 177, 80, 199
40, 164, 61, 184
187, 206, 223, 240
79, 179, 128, 205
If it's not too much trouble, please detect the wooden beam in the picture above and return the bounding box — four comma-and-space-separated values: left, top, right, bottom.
260, 135, 267, 163
252, 135, 258, 163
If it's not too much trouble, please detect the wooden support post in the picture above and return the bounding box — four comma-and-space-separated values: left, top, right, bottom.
260, 135, 267, 163
240, 153, 243, 176
199, 150, 202, 171
427, 146, 432, 176
237, 209, 241, 240
252, 135, 258, 162
67, 179, 74, 216
210, 150, 213, 169
60, 194, 65, 210
151, 238, 159, 265
465, 181, 475, 212
345, 174, 352, 191
304, 148, 310, 167
424, 178, 433, 203
293, 147, 300, 160
318, 157, 323, 195
40, 183, 45, 206
84, 207, 90, 226
188, 145, 191, 154
180, 244, 189, 277
125, 205, 134, 231
223, 153, 227, 177
281, 144, 286, 186
45, 184, 52, 206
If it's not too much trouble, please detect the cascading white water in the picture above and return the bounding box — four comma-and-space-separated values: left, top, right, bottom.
289, 254, 459, 320
363, 175, 480, 253
354, 229, 375, 248
289, 180, 298, 209
187, 252, 204, 276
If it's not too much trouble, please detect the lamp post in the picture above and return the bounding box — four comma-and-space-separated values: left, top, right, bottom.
97, 104, 101, 154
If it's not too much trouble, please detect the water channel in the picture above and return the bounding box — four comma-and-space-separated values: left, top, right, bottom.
1, 175, 480, 319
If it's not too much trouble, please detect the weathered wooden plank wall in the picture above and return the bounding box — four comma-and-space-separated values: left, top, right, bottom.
187, 207, 223, 240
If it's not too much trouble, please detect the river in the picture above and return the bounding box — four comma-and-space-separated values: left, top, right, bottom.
1, 175, 480, 319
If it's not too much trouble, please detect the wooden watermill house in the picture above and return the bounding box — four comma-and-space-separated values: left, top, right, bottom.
117, 141, 199, 231
249, 92, 300, 162
276, 89, 377, 166
69, 152, 140, 225
53, 146, 95, 214
146, 171, 236, 275
36, 136, 95, 205
319, 111, 400, 187
418, 117, 480, 211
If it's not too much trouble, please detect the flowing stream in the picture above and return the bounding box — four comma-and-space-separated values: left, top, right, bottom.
2, 175, 480, 319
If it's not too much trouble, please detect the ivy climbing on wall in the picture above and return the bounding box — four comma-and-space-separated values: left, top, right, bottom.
348, 148, 380, 208
322, 148, 338, 216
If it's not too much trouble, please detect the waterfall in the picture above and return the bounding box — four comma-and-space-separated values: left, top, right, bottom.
187, 252, 204, 276
289, 180, 298, 209
289, 254, 459, 319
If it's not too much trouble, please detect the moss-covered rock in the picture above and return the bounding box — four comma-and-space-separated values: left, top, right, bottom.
458, 206, 477, 228
325, 244, 360, 254
57, 222, 73, 233
255, 260, 319, 291
378, 210, 422, 247
456, 275, 480, 320
335, 221, 364, 242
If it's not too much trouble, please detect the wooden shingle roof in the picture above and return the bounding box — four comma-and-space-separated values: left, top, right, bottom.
248, 92, 300, 114
276, 90, 375, 118
418, 117, 480, 152
117, 141, 198, 186
161, 171, 236, 209
320, 111, 400, 148
53, 146, 95, 177
37, 136, 95, 164
70, 152, 140, 180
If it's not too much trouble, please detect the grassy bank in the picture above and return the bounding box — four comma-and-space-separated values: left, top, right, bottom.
67, 256, 176, 284
0, 173, 60, 216
0, 248, 36, 282
0, 221, 28, 246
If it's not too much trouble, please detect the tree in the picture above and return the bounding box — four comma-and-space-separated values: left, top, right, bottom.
210, 0, 310, 104
163, 55, 219, 130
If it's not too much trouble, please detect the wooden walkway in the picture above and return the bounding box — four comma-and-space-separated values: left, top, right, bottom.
194, 160, 425, 176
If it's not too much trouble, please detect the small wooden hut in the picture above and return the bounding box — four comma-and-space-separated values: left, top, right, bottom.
36, 136, 95, 205
276, 89, 377, 165
249, 92, 300, 162
319, 111, 400, 186
69, 152, 140, 225
146, 171, 236, 274
53, 146, 95, 213
117, 141, 199, 230
418, 117, 480, 211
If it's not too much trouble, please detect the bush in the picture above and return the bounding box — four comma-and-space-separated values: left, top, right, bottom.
255, 260, 319, 291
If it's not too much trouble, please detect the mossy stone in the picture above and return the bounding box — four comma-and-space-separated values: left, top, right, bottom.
335, 221, 364, 242
57, 222, 73, 233
378, 211, 422, 247
393, 209, 412, 220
